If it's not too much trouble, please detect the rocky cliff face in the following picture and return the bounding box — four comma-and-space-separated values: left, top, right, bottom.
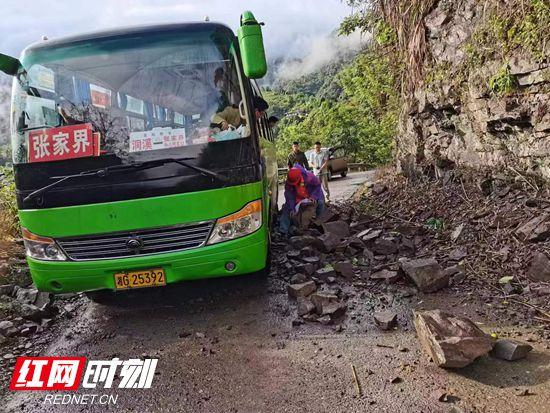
397, 0, 549, 179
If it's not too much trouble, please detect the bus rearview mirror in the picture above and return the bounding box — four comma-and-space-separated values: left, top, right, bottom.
237, 11, 267, 79
0, 53, 21, 76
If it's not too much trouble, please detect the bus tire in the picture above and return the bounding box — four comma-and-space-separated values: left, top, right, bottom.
257, 232, 272, 277
340, 171, 347, 178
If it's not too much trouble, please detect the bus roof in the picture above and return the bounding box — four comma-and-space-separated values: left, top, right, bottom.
22, 22, 235, 56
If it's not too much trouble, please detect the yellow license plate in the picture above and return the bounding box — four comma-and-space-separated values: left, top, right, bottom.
114, 268, 166, 290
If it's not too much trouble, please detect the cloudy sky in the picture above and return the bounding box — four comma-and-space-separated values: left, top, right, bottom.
1, 0, 352, 59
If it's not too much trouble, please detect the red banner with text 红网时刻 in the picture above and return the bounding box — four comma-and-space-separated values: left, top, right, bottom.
28, 123, 100, 163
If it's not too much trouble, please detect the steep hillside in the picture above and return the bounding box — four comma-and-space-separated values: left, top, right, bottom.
345, 0, 549, 180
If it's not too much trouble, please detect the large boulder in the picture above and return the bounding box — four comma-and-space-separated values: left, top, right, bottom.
413, 310, 494, 368
400, 258, 449, 292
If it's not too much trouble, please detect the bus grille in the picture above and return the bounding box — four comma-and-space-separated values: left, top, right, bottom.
56, 221, 214, 261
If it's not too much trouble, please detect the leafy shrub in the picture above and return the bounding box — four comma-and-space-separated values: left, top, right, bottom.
0, 167, 19, 238
489, 65, 518, 95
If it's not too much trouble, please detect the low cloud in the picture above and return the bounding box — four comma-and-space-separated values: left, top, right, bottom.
0, 0, 351, 60
276, 30, 368, 80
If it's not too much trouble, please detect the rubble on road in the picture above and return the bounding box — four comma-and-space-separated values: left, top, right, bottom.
287, 281, 316, 299
413, 310, 495, 368
491, 339, 533, 361
527, 253, 550, 282
0, 276, 82, 380
399, 258, 449, 293
374, 310, 397, 330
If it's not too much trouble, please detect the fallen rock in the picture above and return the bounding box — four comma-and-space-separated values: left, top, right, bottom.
19, 303, 50, 322
333, 261, 355, 279
14, 286, 39, 304
0, 320, 15, 336
287, 281, 316, 299
0, 284, 14, 297
372, 238, 399, 255
310, 292, 346, 318
370, 269, 401, 284
515, 214, 550, 242
490, 339, 532, 361
372, 183, 387, 195
290, 274, 308, 284
313, 209, 339, 225
295, 263, 315, 275
374, 310, 397, 330
362, 229, 382, 242
301, 256, 321, 267
297, 297, 315, 316
289, 235, 323, 251
322, 221, 350, 239
527, 253, 550, 283
400, 258, 449, 293
315, 266, 336, 281
317, 233, 340, 253
413, 310, 494, 368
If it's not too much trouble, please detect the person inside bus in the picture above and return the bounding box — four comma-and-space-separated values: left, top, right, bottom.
279, 162, 325, 235
268, 116, 279, 129
213, 67, 230, 111
211, 96, 269, 130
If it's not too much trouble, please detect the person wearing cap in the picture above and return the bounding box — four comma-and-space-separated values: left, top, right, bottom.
279, 163, 325, 235
211, 96, 269, 130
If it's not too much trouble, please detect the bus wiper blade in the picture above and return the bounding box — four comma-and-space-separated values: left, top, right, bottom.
23, 157, 227, 203
18, 125, 54, 132
24, 162, 145, 202
144, 157, 229, 183
23, 167, 123, 202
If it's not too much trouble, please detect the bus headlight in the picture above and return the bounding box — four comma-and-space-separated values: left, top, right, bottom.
207, 200, 262, 245
22, 228, 68, 261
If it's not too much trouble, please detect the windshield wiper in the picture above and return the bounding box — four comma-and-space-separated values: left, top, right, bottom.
23, 157, 228, 202
18, 125, 55, 132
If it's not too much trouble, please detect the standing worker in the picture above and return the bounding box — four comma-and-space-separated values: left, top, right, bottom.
308, 141, 330, 202
287, 141, 310, 170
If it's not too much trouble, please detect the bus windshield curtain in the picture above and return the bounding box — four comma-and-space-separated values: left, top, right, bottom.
73, 77, 91, 105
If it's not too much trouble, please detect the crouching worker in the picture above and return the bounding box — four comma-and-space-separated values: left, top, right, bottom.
278, 163, 325, 235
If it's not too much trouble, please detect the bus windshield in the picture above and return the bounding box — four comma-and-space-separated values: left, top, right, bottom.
10, 27, 251, 167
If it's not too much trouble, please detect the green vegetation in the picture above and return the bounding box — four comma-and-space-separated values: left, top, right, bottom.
489, 65, 518, 95
0, 166, 18, 238
464, 0, 550, 65
265, 49, 399, 167
265, 20, 400, 167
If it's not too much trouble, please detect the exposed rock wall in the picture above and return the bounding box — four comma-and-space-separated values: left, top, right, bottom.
397, 0, 550, 179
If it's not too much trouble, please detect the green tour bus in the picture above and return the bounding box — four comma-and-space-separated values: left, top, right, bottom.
0, 12, 278, 301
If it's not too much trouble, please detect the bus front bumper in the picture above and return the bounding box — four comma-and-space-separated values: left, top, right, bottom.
27, 228, 268, 293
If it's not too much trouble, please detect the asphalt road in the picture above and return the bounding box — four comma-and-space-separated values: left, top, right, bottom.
3, 170, 549, 413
